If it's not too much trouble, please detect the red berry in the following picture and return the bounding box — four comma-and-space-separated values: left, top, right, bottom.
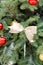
0, 37, 6, 46
0, 22, 3, 30
27, 0, 38, 5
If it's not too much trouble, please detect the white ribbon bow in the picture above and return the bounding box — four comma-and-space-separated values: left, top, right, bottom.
9, 20, 37, 43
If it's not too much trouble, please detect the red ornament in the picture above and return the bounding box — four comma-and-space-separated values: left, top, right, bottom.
0, 22, 3, 30
27, 0, 38, 5
0, 37, 6, 46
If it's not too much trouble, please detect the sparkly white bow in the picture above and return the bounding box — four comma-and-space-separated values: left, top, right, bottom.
9, 20, 37, 43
